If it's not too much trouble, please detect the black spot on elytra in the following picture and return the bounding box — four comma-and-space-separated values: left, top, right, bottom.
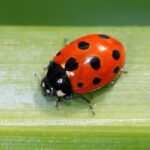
112, 49, 120, 60
65, 57, 78, 71
93, 77, 101, 85
77, 82, 83, 88
99, 34, 109, 39
114, 66, 120, 73
90, 56, 101, 70
56, 51, 61, 56
78, 41, 89, 50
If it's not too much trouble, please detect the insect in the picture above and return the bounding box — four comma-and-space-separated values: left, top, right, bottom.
38, 34, 126, 114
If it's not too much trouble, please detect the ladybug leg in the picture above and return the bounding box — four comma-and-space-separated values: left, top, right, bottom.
63, 38, 68, 46
34, 73, 41, 85
107, 81, 115, 87
108, 68, 127, 87
56, 97, 61, 109
63, 95, 72, 100
43, 67, 47, 71
43, 61, 52, 71
42, 90, 49, 96
121, 68, 128, 73
43, 61, 53, 73
78, 94, 95, 115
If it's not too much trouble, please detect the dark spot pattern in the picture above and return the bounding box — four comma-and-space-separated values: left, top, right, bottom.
77, 82, 83, 88
93, 77, 101, 85
65, 57, 78, 71
99, 34, 109, 39
112, 49, 120, 60
90, 56, 101, 70
56, 51, 61, 56
78, 41, 89, 50
114, 66, 120, 73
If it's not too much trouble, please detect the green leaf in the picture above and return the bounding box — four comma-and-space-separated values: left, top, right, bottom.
0, 26, 150, 149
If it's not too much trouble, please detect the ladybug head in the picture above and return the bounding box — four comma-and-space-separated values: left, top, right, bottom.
41, 61, 72, 98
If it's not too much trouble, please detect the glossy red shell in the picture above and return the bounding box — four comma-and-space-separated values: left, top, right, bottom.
53, 34, 125, 94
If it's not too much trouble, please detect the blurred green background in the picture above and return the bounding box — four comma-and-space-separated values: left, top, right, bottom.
0, 0, 150, 25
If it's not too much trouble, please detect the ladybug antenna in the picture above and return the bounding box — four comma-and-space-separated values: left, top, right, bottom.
78, 94, 95, 115
34, 73, 41, 85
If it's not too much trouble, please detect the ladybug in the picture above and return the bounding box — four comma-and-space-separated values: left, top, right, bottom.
40, 34, 126, 114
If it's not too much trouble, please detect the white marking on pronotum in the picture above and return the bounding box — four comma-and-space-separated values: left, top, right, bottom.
57, 90, 66, 97
98, 45, 106, 52
46, 89, 50, 94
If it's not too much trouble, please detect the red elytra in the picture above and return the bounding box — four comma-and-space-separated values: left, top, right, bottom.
53, 34, 125, 94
